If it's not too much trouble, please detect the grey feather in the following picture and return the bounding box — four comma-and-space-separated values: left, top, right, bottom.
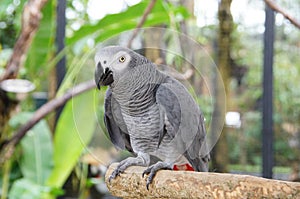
95, 46, 210, 177
104, 88, 133, 152
156, 77, 210, 171
155, 80, 181, 136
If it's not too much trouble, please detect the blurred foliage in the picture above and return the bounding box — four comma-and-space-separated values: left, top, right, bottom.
67, 0, 189, 46
0, 0, 26, 48
46, 90, 96, 190
226, 0, 300, 169
0, 0, 300, 198
0, 0, 190, 198
24, 0, 56, 86
7, 112, 54, 198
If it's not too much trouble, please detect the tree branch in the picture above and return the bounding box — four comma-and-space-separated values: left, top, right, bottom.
0, 0, 49, 81
168, 68, 194, 80
127, 0, 157, 48
106, 163, 300, 198
0, 80, 96, 163
265, 0, 300, 29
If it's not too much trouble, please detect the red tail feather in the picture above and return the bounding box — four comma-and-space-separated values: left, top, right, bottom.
173, 164, 194, 171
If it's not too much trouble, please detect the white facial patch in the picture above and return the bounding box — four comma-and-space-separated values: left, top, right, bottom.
95, 52, 109, 71
111, 51, 131, 73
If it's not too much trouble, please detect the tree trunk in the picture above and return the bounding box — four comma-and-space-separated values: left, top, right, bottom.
144, 26, 165, 63
0, 92, 18, 142
105, 163, 300, 199
211, 0, 233, 173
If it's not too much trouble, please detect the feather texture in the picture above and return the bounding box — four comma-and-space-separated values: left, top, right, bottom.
96, 46, 210, 172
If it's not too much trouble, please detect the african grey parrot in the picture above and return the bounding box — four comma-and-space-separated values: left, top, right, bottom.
94, 46, 210, 189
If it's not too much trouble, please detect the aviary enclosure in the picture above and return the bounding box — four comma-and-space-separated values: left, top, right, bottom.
0, 0, 299, 198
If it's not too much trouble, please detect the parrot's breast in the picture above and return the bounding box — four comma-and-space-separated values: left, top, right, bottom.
121, 103, 162, 153
121, 103, 185, 163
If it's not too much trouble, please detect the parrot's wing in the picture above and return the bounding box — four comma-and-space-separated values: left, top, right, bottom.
104, 88, 133, 152
156, 77, 210, 171
155, 81, 181, 136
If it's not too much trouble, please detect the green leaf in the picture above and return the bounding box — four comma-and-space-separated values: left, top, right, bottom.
9, 112, 32, 128
67, 0, 189, 45
56, 50, 94, 97
20, 119, 53, 184
24, 0, 55, 83
93, 12, 171, 43
8, 179, 51, 199
46, 89, 96, 188
9, 112, 53, 184
66, 0, 150, 45
0, 0, 11, 15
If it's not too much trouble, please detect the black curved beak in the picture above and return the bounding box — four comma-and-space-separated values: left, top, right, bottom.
95, 62, 114, 90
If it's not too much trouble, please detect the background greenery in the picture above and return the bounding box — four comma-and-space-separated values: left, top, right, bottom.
0, 0, 299, 198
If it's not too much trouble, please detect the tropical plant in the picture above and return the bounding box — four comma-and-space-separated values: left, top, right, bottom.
0, 0, 190, 198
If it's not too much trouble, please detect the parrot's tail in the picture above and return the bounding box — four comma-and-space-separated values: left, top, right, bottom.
173, 164, 194, 171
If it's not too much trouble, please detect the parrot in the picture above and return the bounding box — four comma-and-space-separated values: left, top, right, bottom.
94, 46, 210, 189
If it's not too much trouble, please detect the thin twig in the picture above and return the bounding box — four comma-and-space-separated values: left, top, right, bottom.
0, 80, 96, 163
265, 0, 300, 29
127, 0, 157, 48
0, 0, 49, 81
168, 68, 194, 80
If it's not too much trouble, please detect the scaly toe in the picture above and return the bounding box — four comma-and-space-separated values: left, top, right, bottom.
144, 166, 158, 190
146, 172, 156, 190
142, 167, 152, 178
109, 168, 122, 183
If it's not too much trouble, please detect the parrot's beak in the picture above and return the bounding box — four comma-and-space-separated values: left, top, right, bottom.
95, 62, 114, 90
95, 62, 103, 90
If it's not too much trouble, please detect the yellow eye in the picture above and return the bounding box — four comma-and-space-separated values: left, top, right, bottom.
119, 56, 126, 63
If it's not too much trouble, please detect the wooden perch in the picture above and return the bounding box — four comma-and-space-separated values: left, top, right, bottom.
105, 163, 300, 199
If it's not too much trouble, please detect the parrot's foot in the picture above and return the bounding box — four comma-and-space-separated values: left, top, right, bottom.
142, 161, 173, 190
109, 153, 150, 183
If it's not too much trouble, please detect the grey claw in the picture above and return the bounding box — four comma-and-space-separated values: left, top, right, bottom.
142, 168, 150, 178
146, 172, 155, 190
109, 168, 122, 183
142, 167, 156, 190
108, 176, 113, 183
142, 162, 172, 190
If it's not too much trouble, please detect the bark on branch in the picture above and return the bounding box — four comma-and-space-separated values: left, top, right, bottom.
105, 163, 300, 199
265, 0, 300, 29
127, 0, 157, 48
0, 0, 49, 81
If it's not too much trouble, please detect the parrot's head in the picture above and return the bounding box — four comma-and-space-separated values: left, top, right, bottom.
94, 46, 149, 90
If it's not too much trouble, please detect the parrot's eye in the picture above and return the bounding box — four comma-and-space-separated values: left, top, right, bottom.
119, 56, 126, 63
